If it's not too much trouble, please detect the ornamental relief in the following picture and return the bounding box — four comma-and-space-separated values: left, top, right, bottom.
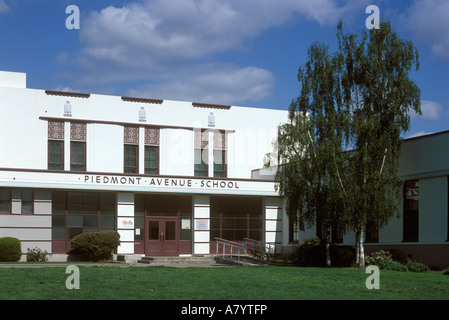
70, 122, 87, 141
48, 121, 64, 140
124, 126, 139, 144
145, 127, 160, 146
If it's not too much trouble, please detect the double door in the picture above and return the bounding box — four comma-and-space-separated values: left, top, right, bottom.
145, 217, 179, 256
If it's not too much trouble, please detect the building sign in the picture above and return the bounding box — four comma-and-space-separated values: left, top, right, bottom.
83, 175, 241, 190
118, 218, 134, 229
195, 219, 209, 231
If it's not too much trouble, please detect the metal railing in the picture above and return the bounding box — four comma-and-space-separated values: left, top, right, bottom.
214, 237, 275, 265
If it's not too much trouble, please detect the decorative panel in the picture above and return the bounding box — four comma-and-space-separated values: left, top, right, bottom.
213, 131, 226, 150
48, 121, 65, 140
124, 126, 139, 144
145, 127, 160, 146
70, 122, 87, 141
194, 130, 209, 149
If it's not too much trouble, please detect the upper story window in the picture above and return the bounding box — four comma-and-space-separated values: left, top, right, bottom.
70, 122, 87, 171
194, 129, 209, 177
145, 127, 160, 175
124, 126, 139, 174
213, 130, 227, 178
48, 121, 64, 171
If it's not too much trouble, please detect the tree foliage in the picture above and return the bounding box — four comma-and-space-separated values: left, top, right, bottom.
267, 21, 421, 267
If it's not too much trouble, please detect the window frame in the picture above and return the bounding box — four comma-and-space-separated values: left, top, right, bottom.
70, 141, 86, 172
0, 189, 11, 214
48, 140, 64, 171
213, 149, 227, 178
21, 189, 34, 214
194, 148, 208, 177
403, 180, 419, 242
144, 145, 159, 175
124, 144, 139, 174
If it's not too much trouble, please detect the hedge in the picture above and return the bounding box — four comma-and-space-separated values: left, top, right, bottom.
68, 231, 120, 261
0, 237, 22, 262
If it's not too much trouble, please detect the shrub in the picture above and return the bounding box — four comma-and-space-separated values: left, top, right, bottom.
406, 261, 429, 273
442, 268, 449, 276
26, 247, 49, 262
0, 237, 22, 262
291, 237, 325, 267
291, 237, 355, 267
69, 231, 120, 261
365, 250, 408, 272
330, 245, 356, 267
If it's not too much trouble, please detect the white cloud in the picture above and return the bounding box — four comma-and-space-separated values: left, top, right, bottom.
0, 0, 10, 13
403, 0, 449, 60
127, 64, 275, 105
62, 0, 367, 104
411, 100, 443, 121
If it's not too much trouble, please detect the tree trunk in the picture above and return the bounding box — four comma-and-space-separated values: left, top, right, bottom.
359, 226, 365, 267
356, 225, 365, 268
325, 225, 331, 267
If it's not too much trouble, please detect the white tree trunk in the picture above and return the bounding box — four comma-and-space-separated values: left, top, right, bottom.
358, 226, 365, 268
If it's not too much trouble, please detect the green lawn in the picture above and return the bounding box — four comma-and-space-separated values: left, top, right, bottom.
0, 265, 448, 300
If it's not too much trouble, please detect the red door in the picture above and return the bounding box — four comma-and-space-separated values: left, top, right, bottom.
145, 218, 179, 256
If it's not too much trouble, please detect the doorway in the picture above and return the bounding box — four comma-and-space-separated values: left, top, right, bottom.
145, 217, 179, 256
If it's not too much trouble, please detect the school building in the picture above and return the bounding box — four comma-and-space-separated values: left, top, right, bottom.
0, 70, 447, 269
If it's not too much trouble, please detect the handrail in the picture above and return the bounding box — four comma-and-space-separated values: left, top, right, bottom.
214, 237, 274, 264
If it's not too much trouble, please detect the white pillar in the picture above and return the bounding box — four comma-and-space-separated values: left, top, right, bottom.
116, 192, 135, 254
264, 197, 283, 253
193, 195, 210, 255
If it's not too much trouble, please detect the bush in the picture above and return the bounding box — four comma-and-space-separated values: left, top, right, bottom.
442, 268, 449, 276
26, 247, 49, 262
0, 237, 22, 262
365, 250, 408, 272
406, 261, 429, 273
291, 237, 325, 267
291, 237, 355, 267
69, 231, 120, 261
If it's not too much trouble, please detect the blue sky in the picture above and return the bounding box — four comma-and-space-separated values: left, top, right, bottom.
0, 0, 448, 138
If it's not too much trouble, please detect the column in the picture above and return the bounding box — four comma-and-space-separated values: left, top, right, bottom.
193, 195, 210, 255
264, 197, 283, 253
116, 192, 135, 254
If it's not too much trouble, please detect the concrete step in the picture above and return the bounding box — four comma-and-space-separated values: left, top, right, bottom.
137, 255, 217, 265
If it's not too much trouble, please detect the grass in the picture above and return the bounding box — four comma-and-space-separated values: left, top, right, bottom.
1, 265, 448, 300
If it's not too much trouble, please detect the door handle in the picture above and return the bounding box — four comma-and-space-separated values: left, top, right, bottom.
160, 232, 164, 242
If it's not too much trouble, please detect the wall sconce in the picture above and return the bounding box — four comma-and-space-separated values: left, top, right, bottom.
208, 112, 215, 127
139, 107, 146, 122
64, 101, 72, 117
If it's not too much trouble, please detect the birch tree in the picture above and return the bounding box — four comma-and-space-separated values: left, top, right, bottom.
337, 21, 421, 267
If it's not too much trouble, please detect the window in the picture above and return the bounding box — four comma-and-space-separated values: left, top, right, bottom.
145, 146, 159, 174
52, 191, 116, 240
70, 142, 86, 171
403, 180, 419, 242
210, 197, 262, 241
194, 148, 208, 177
213, 130, 227, 178
365, 221, 379, 243
289, 217, 299, 244
22, 189, 33, 214
213, 150, 226, 178
48, 140, 64, 170
0, 189, 10, 213
124, 145, 138, 174
124, 126, 139, 174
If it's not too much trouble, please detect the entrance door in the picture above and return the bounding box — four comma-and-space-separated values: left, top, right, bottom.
145, 218, 179, 256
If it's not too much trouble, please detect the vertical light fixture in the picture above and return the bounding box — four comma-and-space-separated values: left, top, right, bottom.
208, 112, 215, 127
64, 101, 72, 117
139, 107, 146, 122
